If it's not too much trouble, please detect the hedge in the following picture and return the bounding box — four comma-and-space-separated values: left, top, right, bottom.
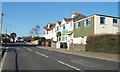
86, 34, 119, 54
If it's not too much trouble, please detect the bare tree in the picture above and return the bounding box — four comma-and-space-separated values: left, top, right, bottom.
29, 25, 41, 36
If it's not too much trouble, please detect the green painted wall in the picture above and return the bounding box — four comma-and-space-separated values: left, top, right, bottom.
61, 30, 69, 36
74, 16, 94, 38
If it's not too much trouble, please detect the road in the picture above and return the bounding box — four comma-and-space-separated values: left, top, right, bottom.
0, 42, 119, 72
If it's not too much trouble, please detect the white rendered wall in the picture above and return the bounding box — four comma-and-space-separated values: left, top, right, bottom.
94, 15, 119, 34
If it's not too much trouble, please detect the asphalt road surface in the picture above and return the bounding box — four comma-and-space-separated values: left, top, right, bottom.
0, 43, 119, 72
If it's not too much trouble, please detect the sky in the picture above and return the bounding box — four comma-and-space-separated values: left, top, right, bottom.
2, 0, 120, 2
1, 2, 118, 37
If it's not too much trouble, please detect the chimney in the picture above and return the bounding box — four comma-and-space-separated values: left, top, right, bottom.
71, 12, 79, 18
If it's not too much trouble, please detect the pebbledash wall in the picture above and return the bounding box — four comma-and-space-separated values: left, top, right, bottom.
71, 14, 119, 51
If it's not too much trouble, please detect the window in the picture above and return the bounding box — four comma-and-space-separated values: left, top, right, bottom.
65, 37, 67, 41
55, 27, 59, 32
113, 19, 118, 26
113, 19, 117, 23
62, 37, 64, 41
100, 17, 105, 24
57, 27, 59, 31
63, 24, 65, 30
78, 22, 81, 28
76, 22, 80, 28
85, 18, 90, 26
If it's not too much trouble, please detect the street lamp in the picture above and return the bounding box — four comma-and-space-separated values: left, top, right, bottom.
1, 13, 4, 57
0, 13, 4, 44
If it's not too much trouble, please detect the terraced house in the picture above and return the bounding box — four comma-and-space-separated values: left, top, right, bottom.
43, 12, 86, 49
43, 23, 56, 46
43, 12, 119, 50
73, 14, 119, 50
58, 12, 86, 50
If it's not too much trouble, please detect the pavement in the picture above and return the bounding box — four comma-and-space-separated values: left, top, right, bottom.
0, 46, 3, 60
37, 46, 118, 62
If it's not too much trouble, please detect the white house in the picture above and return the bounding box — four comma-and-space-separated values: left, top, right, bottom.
43, 23, 56, 40
57, 12, 86, 50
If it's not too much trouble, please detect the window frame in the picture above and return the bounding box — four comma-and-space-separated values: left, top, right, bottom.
78, 22, 81, 28
63, 24, 65, 30
113, 19, 118, 26
100, 17, 105, 24
85, 18, 90, 26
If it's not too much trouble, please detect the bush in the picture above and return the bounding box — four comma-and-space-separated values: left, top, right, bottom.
24, 36, 32, 42
31, 36, 39, 41
86, 34, 119, 54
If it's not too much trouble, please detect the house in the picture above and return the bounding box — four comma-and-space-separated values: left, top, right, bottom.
57, 12, 86, 50
73, 14, 120, 47
43, 12, 86, 49
43, 23, 56, 40
43, 23, 56, 46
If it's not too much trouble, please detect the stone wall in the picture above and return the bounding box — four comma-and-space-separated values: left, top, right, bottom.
51, 42, 56, 48
69, 44, 86, 51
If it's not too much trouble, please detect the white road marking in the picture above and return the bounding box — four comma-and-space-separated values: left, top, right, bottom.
27, 48, 32, 51
40, 54, 48, 58
35, 52, 48, 58
58, 61, 84, 72
0, 47, 9, 72
35, 52, 41, 55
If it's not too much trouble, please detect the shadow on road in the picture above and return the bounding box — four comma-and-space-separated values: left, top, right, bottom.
2, 43, 38, 47
1, 48, 19, 72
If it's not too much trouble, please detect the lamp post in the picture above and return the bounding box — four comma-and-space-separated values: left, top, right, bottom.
0, 13, 4, 44
1, 13, 4, 58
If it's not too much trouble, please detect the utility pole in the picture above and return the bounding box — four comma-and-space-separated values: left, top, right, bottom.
0, 13, 4, 44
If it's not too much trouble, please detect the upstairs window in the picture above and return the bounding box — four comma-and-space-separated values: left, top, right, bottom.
78, 22, 81, 28
63, 24, 65, 30
57, 27, 59, 31
100, 17, 105, 24
113, 19, 117, 23
85, 18, 90, 26
76, 22, 81, 28
113, 19, 118, 26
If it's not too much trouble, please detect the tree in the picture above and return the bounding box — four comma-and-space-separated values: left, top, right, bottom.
29, 25, 41, 36
0, 34, 10, 43
56, 32, 61, 41
10, 32, 17, 42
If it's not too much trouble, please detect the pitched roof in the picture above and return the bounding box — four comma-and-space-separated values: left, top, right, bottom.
73, 13, 87, 21
43, 23, 56, 31
63, 18, 72, 22
50, 24, 56, 30
57, 21, 61, 25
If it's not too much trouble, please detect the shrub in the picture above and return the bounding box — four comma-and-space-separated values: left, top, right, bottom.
86, 34, 119, 54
